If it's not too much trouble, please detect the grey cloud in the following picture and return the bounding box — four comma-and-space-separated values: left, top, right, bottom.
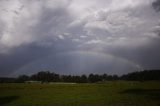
0, 44, 53, 76
103, 37, 160, 69
153, 0, 160, 12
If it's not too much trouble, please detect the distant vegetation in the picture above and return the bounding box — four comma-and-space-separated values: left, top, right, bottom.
121, 70, 160, 81
0, 70, 160, 83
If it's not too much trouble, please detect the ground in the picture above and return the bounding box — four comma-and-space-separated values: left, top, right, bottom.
0, 81, 160, 106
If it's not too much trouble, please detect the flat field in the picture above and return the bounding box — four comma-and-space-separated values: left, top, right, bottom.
0, 81, 160, 106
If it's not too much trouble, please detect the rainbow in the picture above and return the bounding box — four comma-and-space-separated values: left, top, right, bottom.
11, 50, 143, 76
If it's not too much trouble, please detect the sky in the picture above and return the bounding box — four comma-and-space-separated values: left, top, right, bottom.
0, 0, 160, 77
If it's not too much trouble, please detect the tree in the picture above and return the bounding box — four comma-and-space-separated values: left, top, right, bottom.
80, 75, 88, 83
88, 74, 95, 83
102, 74, 108, 81
88, 74, 102, 83
17, 75, 30, 83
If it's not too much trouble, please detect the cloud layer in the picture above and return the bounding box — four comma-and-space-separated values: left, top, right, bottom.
0, 0, 160, 76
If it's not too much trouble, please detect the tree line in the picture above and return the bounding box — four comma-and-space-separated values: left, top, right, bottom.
0, 70, 160, 83
121, 70, 160, 81
15, 71, 118, 83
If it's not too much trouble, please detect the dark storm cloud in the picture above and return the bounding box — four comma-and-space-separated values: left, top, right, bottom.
152, 0, 160, 36
0, 44, 53, 76
0, 37, 80, 76
0, 0, 160, 77
152, 0, 160, 12
104, 37, 160, 70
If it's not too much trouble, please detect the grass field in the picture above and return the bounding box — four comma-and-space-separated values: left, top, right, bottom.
0, 81, 160, 106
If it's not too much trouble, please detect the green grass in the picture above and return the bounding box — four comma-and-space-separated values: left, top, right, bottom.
0, 81, 160, 106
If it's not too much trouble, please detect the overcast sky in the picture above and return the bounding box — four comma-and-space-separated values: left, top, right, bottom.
0, 0, 160, 77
